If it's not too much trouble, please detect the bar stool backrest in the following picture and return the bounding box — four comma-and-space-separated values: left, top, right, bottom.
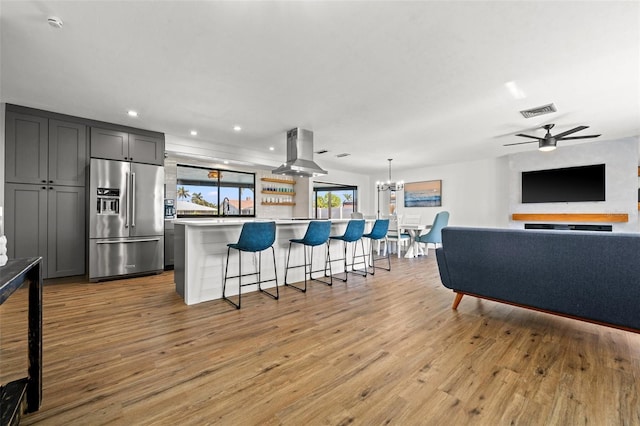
235, 222, 276, 252
367, 219, 390, 240
341, 219, 365, 242
302, 221, 332, 246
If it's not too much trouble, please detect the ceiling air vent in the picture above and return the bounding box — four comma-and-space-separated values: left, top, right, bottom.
520, 103, 557, 119
336, 153, 351, 158
315, 149, 329, 155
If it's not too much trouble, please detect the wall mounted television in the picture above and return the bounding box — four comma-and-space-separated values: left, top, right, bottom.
521, 164, 605, 203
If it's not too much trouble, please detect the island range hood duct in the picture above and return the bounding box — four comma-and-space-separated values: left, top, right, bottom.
272, 128, 328, 177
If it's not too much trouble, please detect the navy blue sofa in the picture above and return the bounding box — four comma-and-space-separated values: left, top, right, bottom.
436, 227, 640, 333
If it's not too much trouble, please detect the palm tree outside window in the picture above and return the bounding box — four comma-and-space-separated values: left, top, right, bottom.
176, 164, 255, 217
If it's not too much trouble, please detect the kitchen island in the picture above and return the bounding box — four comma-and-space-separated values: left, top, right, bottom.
174, 219, 355, 305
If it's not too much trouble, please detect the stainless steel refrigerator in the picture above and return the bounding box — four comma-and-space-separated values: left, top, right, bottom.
89, 158, 164, 281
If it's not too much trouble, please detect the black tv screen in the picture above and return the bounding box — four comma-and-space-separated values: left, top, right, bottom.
522, 164, 605, 203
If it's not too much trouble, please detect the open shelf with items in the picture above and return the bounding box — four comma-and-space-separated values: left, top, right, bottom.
261, 177, 296, 185
261, 190, 296, 196
261, 202, 296, 206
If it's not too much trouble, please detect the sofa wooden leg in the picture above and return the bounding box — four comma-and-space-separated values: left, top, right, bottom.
452, 292, 463, 309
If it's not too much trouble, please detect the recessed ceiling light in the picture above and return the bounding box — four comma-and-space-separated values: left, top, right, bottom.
190, 130, 198, 136
223, 160, 229, 164
47, 16, 63, 29
269, 147, 275, 151
127, 110, 138, 117
233, 125, 242, 132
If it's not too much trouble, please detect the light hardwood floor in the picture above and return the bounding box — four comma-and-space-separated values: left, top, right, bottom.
1, 255, 639, 425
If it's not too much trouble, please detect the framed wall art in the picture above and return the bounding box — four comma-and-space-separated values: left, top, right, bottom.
404, 180, 442, 207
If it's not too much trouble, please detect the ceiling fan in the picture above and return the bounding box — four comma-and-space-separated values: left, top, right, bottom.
503, 124, 601, 152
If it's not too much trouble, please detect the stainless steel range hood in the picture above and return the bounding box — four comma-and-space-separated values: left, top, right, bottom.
272, 128, 328, 177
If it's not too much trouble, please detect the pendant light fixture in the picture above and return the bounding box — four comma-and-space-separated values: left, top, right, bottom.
376, 159, 404, 191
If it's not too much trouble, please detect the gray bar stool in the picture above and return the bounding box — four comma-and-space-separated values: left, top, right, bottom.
223, 221, 278, 309
284, 220, 333, 292
362, 218, 390, 274
325, 219, 367, 282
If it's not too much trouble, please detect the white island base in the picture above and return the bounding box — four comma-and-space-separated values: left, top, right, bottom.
174, 219, 361, 305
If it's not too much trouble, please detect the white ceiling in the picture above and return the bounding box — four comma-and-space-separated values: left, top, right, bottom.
1, 1, 639, 176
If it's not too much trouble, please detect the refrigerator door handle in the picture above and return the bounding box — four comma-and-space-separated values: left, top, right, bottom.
96, 238, 161, 244
125, 172, 130, 228
131, 172, 136, 227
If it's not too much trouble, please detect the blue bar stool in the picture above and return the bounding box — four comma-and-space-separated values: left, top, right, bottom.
362, 219, 390, 274
326, 219, 367, 282
223, 221, 278, 309
284, 220, 333, 292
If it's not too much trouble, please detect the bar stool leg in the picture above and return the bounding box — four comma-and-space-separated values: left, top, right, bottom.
259, 246, 279, 300
323, 242, 333, 286
223, 247, 241, 309
285, 242, 307, 293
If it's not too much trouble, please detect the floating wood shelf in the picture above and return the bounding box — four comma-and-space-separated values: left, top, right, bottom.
511, 213, 629, 223
261, 190, 296, 196
261, 178, 296, 185
261, 202, 296, 206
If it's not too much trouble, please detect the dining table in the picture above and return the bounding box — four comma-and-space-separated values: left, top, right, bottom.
399, 223, 431, 258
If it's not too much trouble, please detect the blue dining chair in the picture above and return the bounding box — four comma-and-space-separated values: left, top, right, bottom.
362, 219, 390, 274
326, 219, 367, 282
284, 220, 333, 292
415, 211, 450, 255
223, 221, 278, 309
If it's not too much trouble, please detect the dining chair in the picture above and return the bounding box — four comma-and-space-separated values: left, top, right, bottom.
415, 211, 450, 255
383, 216, 410, 258
222, 221, 279, 309
284, 220, 333, 292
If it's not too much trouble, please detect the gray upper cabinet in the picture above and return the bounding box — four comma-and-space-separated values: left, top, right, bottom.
5, 112, 87, 187
5, 112, 48, 185
91, 127, 164, 165
49, 119, 87, 187
129, 133, 164, 165
90, 128, 129, 161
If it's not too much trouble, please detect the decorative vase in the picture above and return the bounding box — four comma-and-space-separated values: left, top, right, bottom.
0, 235, 7, 266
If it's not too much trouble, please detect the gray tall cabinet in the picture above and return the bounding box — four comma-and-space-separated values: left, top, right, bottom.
5, 109, 87, 278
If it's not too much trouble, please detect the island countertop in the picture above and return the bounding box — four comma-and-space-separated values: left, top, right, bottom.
173, 218, 360, 305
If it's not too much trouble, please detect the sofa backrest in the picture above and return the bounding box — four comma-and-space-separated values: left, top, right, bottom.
436, 227, 640, 330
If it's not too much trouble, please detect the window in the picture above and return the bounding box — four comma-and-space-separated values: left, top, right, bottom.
176, 164, 255, 217
313, 182, 358, 219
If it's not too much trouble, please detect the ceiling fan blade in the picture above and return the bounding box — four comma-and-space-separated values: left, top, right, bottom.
515, 133, 542, 140
504, 140, 539, 146
557, 134, 601, 140
552, 125, 589, 139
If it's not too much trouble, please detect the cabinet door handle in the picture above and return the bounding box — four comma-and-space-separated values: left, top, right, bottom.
41, 180, 46, 183
42, 186, 46, 190
49, 187, 54, 190
49, 180, 53, 183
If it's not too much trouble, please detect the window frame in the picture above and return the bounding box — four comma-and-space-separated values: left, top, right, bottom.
176, 164, 256, 218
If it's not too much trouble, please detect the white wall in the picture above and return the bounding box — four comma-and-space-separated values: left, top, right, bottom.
508, 137, 638, 232
388, 156, 510, 228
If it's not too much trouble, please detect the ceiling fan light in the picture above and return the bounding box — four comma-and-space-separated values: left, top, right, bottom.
539, 145, 556, 152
